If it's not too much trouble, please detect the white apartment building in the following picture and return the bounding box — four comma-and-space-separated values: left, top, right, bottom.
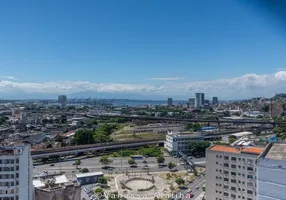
0, 143, 33, 200
164, 132, 221, 156
257, 143, 286, 200
206, 145, 263, 200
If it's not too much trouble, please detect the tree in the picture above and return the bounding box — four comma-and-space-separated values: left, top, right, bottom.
188, 141, 210, 156
229, 137, 237, 144
55, 135, 64, 143
74, 159, 81, 166
46, 143, 53, 148
60, 115, 67, 124
100, 156, 113, 167
185, 123, 202, 131
93, 130, 111, 143
81, 168, 89, 173
87, 119, 98, 127
95, 188, 104, 195
42, 118, 49, 124
168, 162, 176, 169
262, 104, 270, 113
73, 129, 95, 145
175, 178, 185, 186
156, 156, 165, 164
128, 158, 137, 166
98, 176, 108, 185
273, 126, 285, 134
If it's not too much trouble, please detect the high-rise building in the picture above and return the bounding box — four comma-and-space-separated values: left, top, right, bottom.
0, 143, 34, 200
58, 95, 67, 107
195, 93, 205, 108
257, 143, 286, 200
212, 97, 218, 105
205, 145, 263, 200
167, 98, 173, 106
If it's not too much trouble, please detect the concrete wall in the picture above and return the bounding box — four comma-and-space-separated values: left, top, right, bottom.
205, 149, 218, 200
35, 185, 81, 200
19, 144, 34, 200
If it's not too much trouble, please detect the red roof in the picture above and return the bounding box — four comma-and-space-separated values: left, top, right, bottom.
211, 145, 264, 155
210, 145, 240, 153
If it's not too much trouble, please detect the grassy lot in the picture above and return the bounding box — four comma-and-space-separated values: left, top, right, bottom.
112, 125, 166, 141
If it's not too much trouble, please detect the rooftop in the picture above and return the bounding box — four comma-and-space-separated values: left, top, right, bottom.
265, 144, 286, 160
33, 175, 70, 188
210, 145, 240, 154
210, 145, 264, 155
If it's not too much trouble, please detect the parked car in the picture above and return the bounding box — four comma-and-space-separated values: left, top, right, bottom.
170, 168, 178, 172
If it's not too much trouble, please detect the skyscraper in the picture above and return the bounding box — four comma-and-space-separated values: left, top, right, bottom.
58, 95, 67, 107
195, 93, 205, 108
212, 96, 218, 105
0, 143, 34, 200
167, 98, 173, 106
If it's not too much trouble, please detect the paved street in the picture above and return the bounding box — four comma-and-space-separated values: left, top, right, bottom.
33, 156, 205, 179
180, 174, 205, 200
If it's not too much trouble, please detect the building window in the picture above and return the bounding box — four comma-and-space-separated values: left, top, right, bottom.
224, 171, 229, 175
247, 190, 253, 195
224, 163, 229, 168
247, 182, 254, 187
231, 164, 236, 169
231, 172, 236, 176
224, 156, 229, 160
231, 186, 236, 191
224, 178, 229, 182
231, 179, 236, 183
247, 167, 253, 172
247, 159, 253, 164
223, 192, 229, 197
247, 175, 254, 179
231, 194, 236, 198
231, 157, 237, 161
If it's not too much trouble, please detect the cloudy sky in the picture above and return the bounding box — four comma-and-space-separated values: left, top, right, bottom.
1, 70, 286, 100
1, 1, 286, 100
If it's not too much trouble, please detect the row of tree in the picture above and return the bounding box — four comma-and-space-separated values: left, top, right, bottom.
185, 123, 202, 131
71, 123, 118, 145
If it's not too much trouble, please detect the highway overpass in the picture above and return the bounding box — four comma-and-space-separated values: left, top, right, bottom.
86, 114, 286, 125
31, 128, 264, 159
32, 140, 164, 159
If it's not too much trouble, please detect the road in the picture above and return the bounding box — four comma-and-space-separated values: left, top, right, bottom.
33, 156, 205, 179
179, 174, 205, 200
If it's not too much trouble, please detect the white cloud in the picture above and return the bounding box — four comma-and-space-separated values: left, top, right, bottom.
145, 77, 184, 81
2, 76, 17, 80
1, 71, 286, 99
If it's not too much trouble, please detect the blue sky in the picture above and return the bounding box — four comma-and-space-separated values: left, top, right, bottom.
0, 0, 286, 100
